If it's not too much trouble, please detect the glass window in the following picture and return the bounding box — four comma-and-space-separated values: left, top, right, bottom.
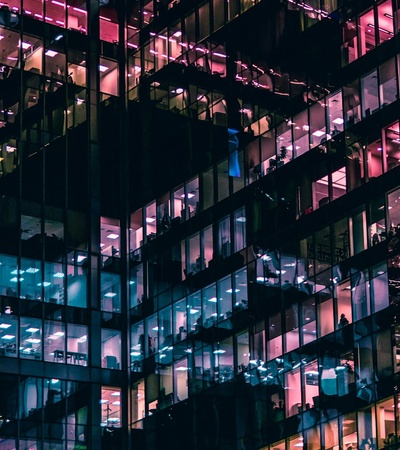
343, 79, 361, 127
335, 279, 352, 329
201, 168, 214, 210
99, 58, 118, 97
67, 0, 87, 33
0, 314, 17, 358
371, 262, 389, 313
342, 20, 358, 66
376, 397, 396, 449
377, 0, 394, 43
203, 283, 217, 327
284, 305, 299, 353
43, 261, 65, 304
145, 201, 157, 240
44, 320, 65, 363
215, 337, 233, 383
233, 267, 248, 311
285, 369, 301, 416
217, 276, 232, 321
66, 260, 87, 308
361, 70, 379, 118
217, 159, 229, 202
318, 296, 334, 337
293, 110, 309, 157
276, 120, 292, 163
327, 90, 344, 135
101, 217, 120, 258
101, 329, 121, 369
218, 216, 231, 258
359, 9, 376, 56
99, 6, 119, 43
130, 209, 143, 252
187, 291, 201, 334
174, 359, 188, 401
357, 406, 376, 448
130, 263, 144, 308
173, 299, 187, 342
101, 271, 121, 313
302, 297, 316, 344
67, 324, 88, 366
101, 387, 121, 427
384, 121, 400, 172
172, 186, 184, 222
234, 208, 246, 252
341, 412, 357, 449
20, 257, 41, 300
20, 317, 42, 360
303, 360, 319, 410
187, 233, 201, 275
267, 313, 282, 360
131, 321, 144, 371
202, 226, 213, 268
379, 58, 397, 107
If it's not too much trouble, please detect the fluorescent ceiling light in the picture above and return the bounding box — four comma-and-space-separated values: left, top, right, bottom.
175, 366, 189, 371
10, 277, 24, 282
99, 64, 109, 72
77, 255, 87, 263
11, 269, 24, 275
26, 328, 39, 333
26, 338, 41, 344
332, 117, 344, 125
146, 217, 156, 223
112, 401, 121, 405
172, 31, 182, 37
213, 52, 226, 58
104, 292, 117, 298
26, 268, 39, 273
0, 324, 11, 329
187, 192, 195, 198
37, 282, 51, 287
2, 335, 15, 340
111, 391, 121, 396
20, 42, 31, 49
107, 233, 119, 239
130, 351, 141, 356
45, 50, 58, 57
208, 297, 217, 303
236, 217, 246, 222
213, 349, 226, 354
54, 331, 64, 336
53, 272, 64, 278
312, 130, 325, 137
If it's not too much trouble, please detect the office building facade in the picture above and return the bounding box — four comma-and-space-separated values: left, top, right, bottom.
1, 0, 400, 448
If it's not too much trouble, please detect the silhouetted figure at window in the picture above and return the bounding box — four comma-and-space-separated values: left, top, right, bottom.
339, 313, 349, 328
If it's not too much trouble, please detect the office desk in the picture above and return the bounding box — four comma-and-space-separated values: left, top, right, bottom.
54, 350, 87, 365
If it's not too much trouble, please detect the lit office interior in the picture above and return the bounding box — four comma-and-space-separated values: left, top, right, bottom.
2, 0, 400, 448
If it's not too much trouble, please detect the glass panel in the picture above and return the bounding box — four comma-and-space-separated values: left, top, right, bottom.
101, 387, 121, 427
130, 264, 144, 308
130, 321, 144, 371
187, 291, 201, 334
101, 271, 121, 313
67, 324, 88, 366
145, 201, 157, 240
20, 317, 42, 360
285, 369, 301, 416
101, 217, 120, 258
101, 329, 121, 369
0, 314, 17, 357
379, 58, 397, 107
218, 216, 231, 258
377, 0, 394, 43
203, 283, 217, 327
342, 21, 358, 65
384, 121, 400, 172
218, 276, 232, 320
202, 168, 214, 210
336, 279, 352, 329
361, 70, 379, 118
359, 9, 376, 56
44, 320, 65, 363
